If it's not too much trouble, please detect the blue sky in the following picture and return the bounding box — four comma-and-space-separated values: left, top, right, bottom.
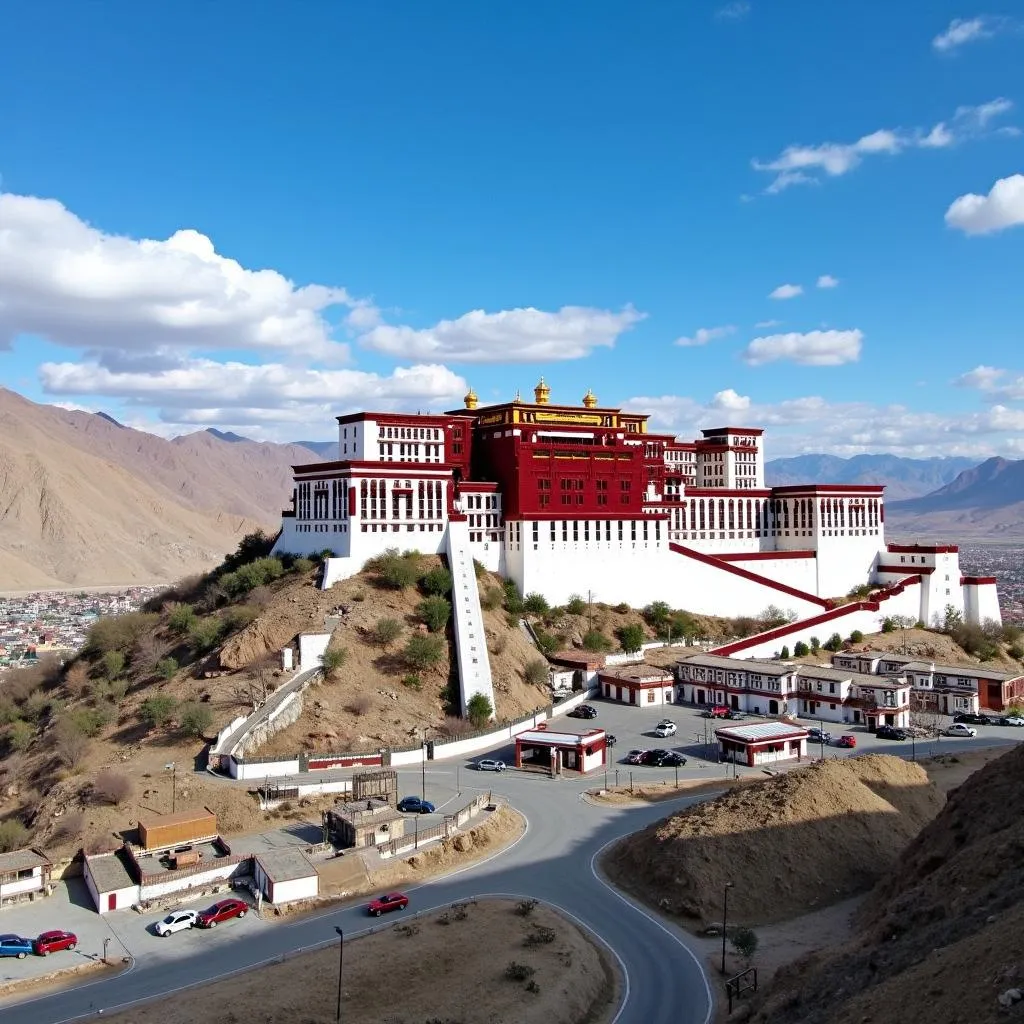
1, 1, 1022, 457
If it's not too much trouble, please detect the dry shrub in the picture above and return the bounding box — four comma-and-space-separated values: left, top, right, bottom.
438, 715, 472, 738
53, 718, 90, 768
346, 695, 373, 717
63, 660, 92, 699
93, 769, 133, 806
51, 810, 85, 844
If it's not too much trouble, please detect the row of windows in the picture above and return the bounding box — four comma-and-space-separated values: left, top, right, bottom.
359, 479, 444, 520
524, 519, 662, 544
381, 425, 441, 440
377, 442, 444, 462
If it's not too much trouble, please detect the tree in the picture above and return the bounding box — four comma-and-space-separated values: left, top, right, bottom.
370, 617, 403, 649
157, 657, 179, 680
616, 623, 646, 654
102, 649, 126, 680
793, 641, 809, 657
178, 702, 213, 738
419, 567, 453, 597
403, 634, 446, 670
523, 593, 550, 616
809, 636, 821, 653
140, 695, 179, 729
779, 645, 790, 659
642, 601, 671, 628
849, 630, 864, 644
566, 594, 587, 616
524, 659, 549, 686
466, 693, 493, 727
881, 617, 895, 633
731, 927, 759, 964
942, 604, 963, 633
416, 596, 452, 633
168, 603, 197, 636
0, 819, 28, 853
582, 630, 612, 652
320, 647, 348, 677
84, 612, 160, 657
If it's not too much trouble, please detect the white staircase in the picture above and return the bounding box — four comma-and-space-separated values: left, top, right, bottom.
445, 520, 496, 720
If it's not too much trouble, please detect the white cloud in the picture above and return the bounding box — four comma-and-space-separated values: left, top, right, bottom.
932, 16, 996, 52
675, 324, 736, 347
816, 274, 840, 289
716, 1, 750, 19
711, 388, 751, 411
38, 359, 468, 430
769, 284, 803, 300
753, 100, 1016, 193
359, 305, 644, 363
0, 192, 355, 360
742, 329, 863, 367
956, 364, 1024, 401
754, 319, 782, 329
945, 173, 1024, 234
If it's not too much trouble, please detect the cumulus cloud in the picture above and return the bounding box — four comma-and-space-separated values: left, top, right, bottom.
945, 173, 1024, 234
932, 16, 999, 52
816, 274, 839, 289
754, 319, 782, 329
359, 304, 644, 363
742, 329, 863, 367
753, 100, 1016, 194
769, 284, 803, 300
711, 388, 751, 411
675, 324, 735, 347
0, 192, 356, 360
955, 364, 1024, 401
39, 359, 468, 427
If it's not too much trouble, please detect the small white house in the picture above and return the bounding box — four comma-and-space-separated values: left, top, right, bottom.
598, 665, 675, 707
0, 848, 52, 906
254, 850, 319, 905
515, 725, 606, 774
716, 722, 809, 767
83, 850, 140, 914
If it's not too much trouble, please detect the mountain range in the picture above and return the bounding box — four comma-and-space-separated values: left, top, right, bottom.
2, 387, 1023, 590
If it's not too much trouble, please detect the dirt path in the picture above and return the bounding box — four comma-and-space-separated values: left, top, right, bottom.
102, 899, 619, 1024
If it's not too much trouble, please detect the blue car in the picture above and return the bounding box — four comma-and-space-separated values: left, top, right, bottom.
397, 796, 436, 814
0, 934, 34, 959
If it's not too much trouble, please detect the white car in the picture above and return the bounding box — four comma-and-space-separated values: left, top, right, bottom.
654, 722, 677, 737
154, 910, 198, 936
943, 723, 977, 738
1001, 716, 1024, 727
477, 759, 506, 772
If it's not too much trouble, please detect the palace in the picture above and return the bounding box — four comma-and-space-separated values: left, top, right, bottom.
272, 380, 1001, 634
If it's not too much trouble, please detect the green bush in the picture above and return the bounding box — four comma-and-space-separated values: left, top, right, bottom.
291, 557, 314, 575
219, 531, 275, 573
370, 617, 403, 649
881, 617, 895, 633
582, 630, 612, 652
849, 629, 864, 644
823, 633, 843, 652
168, 603, 197, 636
189, 617, 226, 653
68, 707, 111, 737
0, 699, 18, 726
21, 691, 53, 723
566, 594, 587, 616
1009, 644, 1024, 661
401, 673, 423, 691
221, 557, 285, 598
534, 630, 560, 656
5, 719, 34, 753
0, 819, 29, 853
779, 646, 790, 659
178, 702, 213, 738
613, 602, 631, 614
140, 695, 179, 729
419, 567, 453, 597
615, 623, 645, 654
403, 634, 446, 670
503, 580, 524, 614
157, 657, 179, 680
417, 596, 452, 633
467, 693, 493, 727
102, 649, 126, 680
373, 549, 420, 590
524, 659, 549, 686
480, 587, 503, 611
793, 641, 809, 657
642, 601, 670, 627
85, 612, 160, 657
809, 636, 821, 653
505, 961, 536, 982
223, 605, 259, 632
731, 926, 759, 962
523, 593, 550, 616
320, 647, 349, 676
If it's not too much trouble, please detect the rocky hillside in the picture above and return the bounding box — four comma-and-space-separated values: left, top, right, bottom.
0, 387, 318, 588
605, 755, 943, 929
753, 743, 1024, 1024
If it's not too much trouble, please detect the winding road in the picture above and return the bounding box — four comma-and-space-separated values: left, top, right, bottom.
6, 765, 718, 1024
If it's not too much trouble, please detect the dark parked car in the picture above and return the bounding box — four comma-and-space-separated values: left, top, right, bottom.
807, 727, 833, 745
605, 734, 617, 747
367, 892, 409, 916
624, 749, 647, 765
876, 725, 909, 740
33, 930, 77, 956
0, 934, 33, 959
196, 899, 248, 928
953, 712, 992, 725
569, 704, 598, 719
397, 796, 436, 814
660, 751, 688, 767
641, 749, 681, 766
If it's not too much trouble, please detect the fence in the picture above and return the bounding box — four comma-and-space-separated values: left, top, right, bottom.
375, 791, 493, 859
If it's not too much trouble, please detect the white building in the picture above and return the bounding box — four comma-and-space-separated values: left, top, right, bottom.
0, 848, 52, 906
253, 851, 319, 905
515, 725, 607, 774
598, 665, 676, 707
716, 722, 809, 767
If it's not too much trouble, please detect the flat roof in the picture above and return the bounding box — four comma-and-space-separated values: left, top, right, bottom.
85, 850, 136, 892
715, 722, 808, 743
131, 839, 230, 878
256, 849, 317, 883
599, 664, 673, 681
0, 848, 50, 873
678, 653, 793, 676
517, 728, 604, 746
138, 808, 216, 831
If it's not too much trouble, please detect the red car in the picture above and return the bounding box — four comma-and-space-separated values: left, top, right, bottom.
196, 899, 248, 928
367, 892, 409, 917
33, 931, 77, 956
837, 734, 857, 748
702, 705, 730, 718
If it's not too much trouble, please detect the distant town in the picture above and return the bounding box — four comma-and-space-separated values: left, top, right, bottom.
960, 546, 1024, 624
0, 587, 162, 668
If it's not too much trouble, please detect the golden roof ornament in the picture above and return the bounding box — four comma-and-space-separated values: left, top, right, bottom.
463, 386, 479, 410
533, 376, 551, 405
513, 389, 522, 403
582, 388, 598, 409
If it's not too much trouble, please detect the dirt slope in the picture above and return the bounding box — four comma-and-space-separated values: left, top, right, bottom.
754, 742, 1024, 1024
605, 755, 943, 929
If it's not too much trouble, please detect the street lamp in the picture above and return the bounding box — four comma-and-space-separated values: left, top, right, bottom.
721, 882, 734, 974
334, 926, 344, 1024
421, 734, 427, 802
164, 762, 176, 814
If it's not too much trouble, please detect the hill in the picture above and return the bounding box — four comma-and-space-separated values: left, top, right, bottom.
765, 454, 978, 501
0, 387, 320, 588
753, 742, 1024, 1024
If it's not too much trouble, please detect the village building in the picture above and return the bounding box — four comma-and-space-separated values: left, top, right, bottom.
514, 724, 607, 774
598, 664, 675, 707
253, 850, 319, 905
325, 798, 406, 849
716, 722, 809, 767
0, 848, 52, 907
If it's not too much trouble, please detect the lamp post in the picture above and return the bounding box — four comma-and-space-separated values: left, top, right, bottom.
421, 731, 427, 802
165, 762, 176, 814
334, 926, 344, 1024
721, 882, 734, 974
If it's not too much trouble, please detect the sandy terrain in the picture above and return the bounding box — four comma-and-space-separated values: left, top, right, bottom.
101, 899, 618, 1024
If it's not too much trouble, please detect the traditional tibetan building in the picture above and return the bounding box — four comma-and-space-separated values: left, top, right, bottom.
272, 381, 1001, 627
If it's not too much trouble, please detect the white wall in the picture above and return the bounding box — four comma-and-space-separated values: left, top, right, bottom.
139, 861, 243, 901
0, 873, 45, 897
231, 756, 301, 780
268, 874, 319, 904
298, 633, 331, 671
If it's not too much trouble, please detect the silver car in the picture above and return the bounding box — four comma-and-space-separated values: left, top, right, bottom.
477, 759, 506, 772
